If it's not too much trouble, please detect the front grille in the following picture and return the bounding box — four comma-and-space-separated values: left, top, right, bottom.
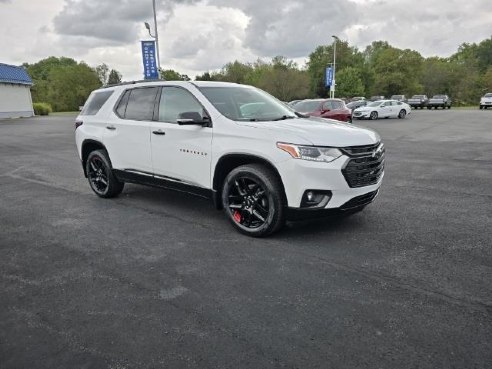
341, 143, 385, 188
340, 190, 379, 210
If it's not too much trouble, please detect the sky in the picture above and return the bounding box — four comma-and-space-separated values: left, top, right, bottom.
0, 0, 491, 81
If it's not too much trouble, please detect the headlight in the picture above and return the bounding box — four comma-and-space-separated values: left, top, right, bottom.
277, 143, 342, 163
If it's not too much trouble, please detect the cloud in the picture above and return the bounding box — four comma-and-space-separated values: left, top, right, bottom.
1, 0, 491, 81
210, 0, 357, 58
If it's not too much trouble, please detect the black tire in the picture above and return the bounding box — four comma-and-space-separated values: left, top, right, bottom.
86, 149, 124, 198
370, 111, 378, 120
479, 106, 483, 110
427, 106, 431, 110
221, 164, 285, 237
398, 109, 406, 119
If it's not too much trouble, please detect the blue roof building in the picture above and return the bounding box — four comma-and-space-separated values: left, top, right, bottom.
0, 63, 34, 119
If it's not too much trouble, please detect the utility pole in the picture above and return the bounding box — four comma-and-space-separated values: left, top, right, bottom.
331, 35, 338, 98
144, 0, 161, 75
152, 0, 161, 73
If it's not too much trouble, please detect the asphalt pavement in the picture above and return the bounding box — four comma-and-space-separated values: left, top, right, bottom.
1, 109, 491, 368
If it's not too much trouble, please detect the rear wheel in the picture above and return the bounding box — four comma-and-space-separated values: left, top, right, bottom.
86, 150, 124, 198
398, 109, 406, 119
222, 164, 285, 237
370, 111, 378, 120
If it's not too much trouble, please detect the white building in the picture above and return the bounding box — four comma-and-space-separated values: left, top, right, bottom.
0, 63, 34, 119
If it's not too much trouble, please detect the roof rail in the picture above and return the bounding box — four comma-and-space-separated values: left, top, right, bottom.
101, 79, 167, 89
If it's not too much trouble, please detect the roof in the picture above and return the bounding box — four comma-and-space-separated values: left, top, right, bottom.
0, 63, 33, 85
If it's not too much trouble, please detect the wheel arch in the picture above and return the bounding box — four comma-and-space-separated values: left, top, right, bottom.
212, 153, 287, 210
81, 139, 109, 177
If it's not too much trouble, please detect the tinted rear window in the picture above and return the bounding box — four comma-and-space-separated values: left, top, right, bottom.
115, 90, 131, 118
124, 87, 159, 121
81, 90, 114, 115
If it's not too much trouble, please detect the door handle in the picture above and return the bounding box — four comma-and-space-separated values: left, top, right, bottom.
152, 130, 166, 135
106, 125, 116, 130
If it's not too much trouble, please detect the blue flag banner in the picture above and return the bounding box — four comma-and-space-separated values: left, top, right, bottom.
141, 41, 159, 80
325, 67, 333, 87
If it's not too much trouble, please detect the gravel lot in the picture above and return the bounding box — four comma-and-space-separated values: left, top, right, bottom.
1, 109, 491, 369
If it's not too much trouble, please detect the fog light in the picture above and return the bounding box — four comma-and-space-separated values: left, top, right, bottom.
301, 190, 332, 208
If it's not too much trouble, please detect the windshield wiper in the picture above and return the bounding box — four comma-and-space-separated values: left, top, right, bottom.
272, 115, 296, 121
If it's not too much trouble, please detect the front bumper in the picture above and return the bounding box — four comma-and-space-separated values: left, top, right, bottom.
352, 111, 371, 119
286, 190, 379, 220
276, 155, 384, 211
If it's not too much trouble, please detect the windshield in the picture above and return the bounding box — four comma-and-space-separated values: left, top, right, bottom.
367, 101, 383, 107
198, 86, 296, 121
484, 93, 492, 97
412, 95, 425, 98
432, 95, 446, 99
293, 100, 322, 112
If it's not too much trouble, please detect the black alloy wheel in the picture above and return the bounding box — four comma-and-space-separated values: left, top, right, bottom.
398, 109, 406, 119
86, 150, 124, 198
370, 111, 378, 120
222, 164, 285, 237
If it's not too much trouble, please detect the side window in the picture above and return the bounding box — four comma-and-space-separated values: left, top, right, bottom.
158, 87, 205, 123
81, 90, 114, 115
322, 101, 334, 110
124, 87, 159, 121
115, 90, 130, 118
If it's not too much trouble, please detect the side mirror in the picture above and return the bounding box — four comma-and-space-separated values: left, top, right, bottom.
176, 111, 210, 126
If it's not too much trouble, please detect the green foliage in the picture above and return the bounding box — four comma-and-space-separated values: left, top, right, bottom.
22, 36, 492, 110
95, 63, 110, 85
25, 57, 102, 112
195, 57, 310, 101
160, 69, 190, 81
335, 67, 365, 97
32, 102, 52, 116
107, 69, 122, 85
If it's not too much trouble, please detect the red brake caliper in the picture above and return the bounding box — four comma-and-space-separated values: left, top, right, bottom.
233, 210, 242, 223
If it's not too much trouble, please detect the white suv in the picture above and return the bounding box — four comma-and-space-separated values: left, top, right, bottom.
479, 92, 492, 109
75, 81, 384, 237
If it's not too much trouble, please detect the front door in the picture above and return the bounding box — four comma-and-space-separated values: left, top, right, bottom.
150, 86, 212, 189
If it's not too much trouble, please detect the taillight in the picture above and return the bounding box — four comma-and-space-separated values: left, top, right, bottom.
75, 120, 83, 130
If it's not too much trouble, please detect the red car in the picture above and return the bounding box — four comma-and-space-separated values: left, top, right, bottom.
293, 99, 352, 123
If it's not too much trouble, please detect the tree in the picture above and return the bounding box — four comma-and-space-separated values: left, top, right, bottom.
25, 57, 101, 111
335, 67, 365, 97
307, 41, 364, 97
160, 69, 190, 81
370, 47, 424, 96
107, 69, 122, 85
95, 63, 110, 85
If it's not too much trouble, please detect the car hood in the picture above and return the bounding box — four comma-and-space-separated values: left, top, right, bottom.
353, 107, 374, 113
481, 97, 492, 102
246, 117, 380, 147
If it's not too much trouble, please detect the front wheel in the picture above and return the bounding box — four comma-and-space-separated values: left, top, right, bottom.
222, 164, 285, 237
398, 109, 407, 119
370, 111, 378, 120
86, 150, 124, 198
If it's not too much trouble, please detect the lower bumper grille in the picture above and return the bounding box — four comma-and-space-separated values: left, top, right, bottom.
340, 190, 379, 210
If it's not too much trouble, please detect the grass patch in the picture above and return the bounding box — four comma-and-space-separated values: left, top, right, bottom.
50, 111, 80, 116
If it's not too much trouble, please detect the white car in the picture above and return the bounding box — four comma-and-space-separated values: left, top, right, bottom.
352, 99, 411, 120
479, 93, 492, 109
75, 81, 384, 237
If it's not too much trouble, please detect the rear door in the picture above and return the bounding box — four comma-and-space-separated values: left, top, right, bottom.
103, 87, 158, 174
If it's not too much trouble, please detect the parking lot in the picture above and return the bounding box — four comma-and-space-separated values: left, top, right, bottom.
1, 109, 491, 368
